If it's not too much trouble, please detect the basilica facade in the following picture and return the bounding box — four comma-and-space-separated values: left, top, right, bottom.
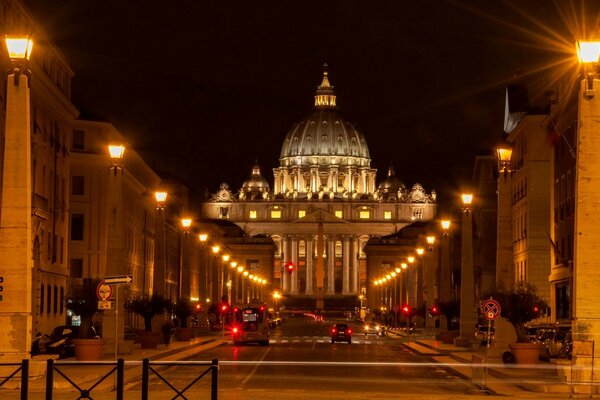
200, 67, 437, 306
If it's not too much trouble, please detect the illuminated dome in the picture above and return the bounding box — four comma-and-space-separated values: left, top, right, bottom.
279, 66, 371, 168
378, 166, 405, 194
240, 164, 270, 200
273, 65, 377, 197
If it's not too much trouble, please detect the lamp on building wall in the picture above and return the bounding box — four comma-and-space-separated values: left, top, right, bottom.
1, 35, 34, 359
108, 144, 125, 175
496, 146, 513, 175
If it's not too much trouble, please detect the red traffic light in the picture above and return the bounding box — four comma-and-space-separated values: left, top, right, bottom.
401, 304, 412, 316
221, 304, 229, 313
285, 261, 295, 273
533, 305, 540, 313
429, 305, 440, 316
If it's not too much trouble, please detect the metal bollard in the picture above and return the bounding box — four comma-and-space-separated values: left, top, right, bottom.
211, 358, 219, 400
20, 359, 28, 400
116, 358, 124, 400
141, 358, 149, 400
45, 358, 54, 400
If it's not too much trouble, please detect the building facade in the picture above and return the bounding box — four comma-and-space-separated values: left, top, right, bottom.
201, 68, 437, 309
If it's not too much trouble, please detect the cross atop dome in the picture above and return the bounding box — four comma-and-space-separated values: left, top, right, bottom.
314, 63, 336, 108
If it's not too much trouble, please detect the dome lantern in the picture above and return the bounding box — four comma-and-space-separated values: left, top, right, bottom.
314, 63, 336, 108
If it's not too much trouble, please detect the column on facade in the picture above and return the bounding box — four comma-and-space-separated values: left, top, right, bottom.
327, 236, 335, 294
417, 257, 424, 308
359, 168, 367, 194
425, 251, 436, 329
305, 237, 314, 295
348, 166, 355, 193
282, 236, 290, 293
368, 171, 377, 193
310, 166, 319, 193
273, 169, 281, 194
329, 166, 338, 193
342, 236, 350, 294
351, 236, 359, 293
291, 236, 299, 294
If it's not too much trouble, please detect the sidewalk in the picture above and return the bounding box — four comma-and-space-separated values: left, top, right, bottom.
388, 329, 572, 397
23, 332, 226, 391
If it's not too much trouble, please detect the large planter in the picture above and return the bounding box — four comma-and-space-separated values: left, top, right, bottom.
139, 331, 160, 349
72, 338, 104, 361
438, 330, 459, 344
175, 327, 194, 341
509, 342, 542, 364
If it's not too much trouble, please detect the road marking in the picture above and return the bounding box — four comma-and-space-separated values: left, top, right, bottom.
293, 339, 300, 343
269, 339, 276, 344
364, 341, 372, 344
317, 340, 324, 343
240, 347, 271, 386
353, 341, 360, 344
281, 340, 288, 343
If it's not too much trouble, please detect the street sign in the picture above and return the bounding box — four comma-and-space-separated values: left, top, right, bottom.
104, 275, 133, 285
96, 282, 113, 301
481, 299, 501, 320
98, 300, 112, 310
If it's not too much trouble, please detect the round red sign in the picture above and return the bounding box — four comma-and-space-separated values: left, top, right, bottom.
96, 282, 113, 301
481, 299, 501, 320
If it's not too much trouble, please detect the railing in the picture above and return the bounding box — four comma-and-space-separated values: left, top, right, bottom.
0, 358, 218, 400
0, 359, 28, 400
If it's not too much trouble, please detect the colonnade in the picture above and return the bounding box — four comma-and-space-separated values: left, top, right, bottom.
280, 234, 360, 295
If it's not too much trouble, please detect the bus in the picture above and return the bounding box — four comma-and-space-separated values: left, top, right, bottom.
231, 303, 270, 346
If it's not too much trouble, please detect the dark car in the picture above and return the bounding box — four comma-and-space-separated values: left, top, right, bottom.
32, 325, 97, 358
331, 323, 352, 344
538, 327, 571, 361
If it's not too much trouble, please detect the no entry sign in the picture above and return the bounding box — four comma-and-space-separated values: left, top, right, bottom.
96, 282, 113, 301
481, 299, 501, 320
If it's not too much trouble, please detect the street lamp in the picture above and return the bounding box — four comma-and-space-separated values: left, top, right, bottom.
181, 218, 192, 231
426, 236, 436, 251
199, 233, 208, 243
273, 291, 281, 311
573, 40, 600, 382
496, 146, 513, 174
108, 144, 125, 175
456, 193, 475, 347
154, 191, 168, 210
1, 35, 34, 360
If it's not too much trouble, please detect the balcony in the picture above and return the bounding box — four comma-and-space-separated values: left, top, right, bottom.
32, 192, 50, 221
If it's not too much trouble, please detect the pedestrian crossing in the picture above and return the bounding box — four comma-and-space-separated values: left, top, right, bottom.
269, 336, 373, 344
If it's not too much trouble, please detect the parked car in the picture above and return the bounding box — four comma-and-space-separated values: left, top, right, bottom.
538, 327, 571, 361
31, 325, 97, 359
331, 323, 352, 344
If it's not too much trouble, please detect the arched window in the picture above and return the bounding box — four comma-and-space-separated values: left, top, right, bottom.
335, 241, 342, 257
299, 241, 306, 257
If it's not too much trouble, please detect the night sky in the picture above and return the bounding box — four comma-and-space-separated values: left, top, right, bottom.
22, 0, 596, 205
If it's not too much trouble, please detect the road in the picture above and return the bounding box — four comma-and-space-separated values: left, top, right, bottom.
126, 314, 471, 399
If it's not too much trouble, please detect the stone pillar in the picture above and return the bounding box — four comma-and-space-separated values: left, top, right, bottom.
153, 212, 167, 296
180, 233, 191, 300
327, 237, 335, 294
439, 234, 452, 303
350, 236, 358, 293
417, 257, 424, 308
305, 238, 314, 295
425, 250, 437, 329
342, 236, 350, 294
496, 174, 514, 289
291, 236, 299, 294
0, 71, 32, 360
456, 206, 475, 346
282, 236, 289, 293
573, 77, 600, 388
348, 166, 355, 193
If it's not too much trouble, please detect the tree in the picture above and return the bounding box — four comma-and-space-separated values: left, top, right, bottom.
483, 282, 548, 342
67, 280, 101, 339
438, 300, 460, 331
128, 294, 171, 332
173, 298, 194, 329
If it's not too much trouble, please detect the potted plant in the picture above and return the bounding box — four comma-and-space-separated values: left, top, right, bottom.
128, 294, 170, 349
68, 281, 103, 361
173, 298, 195, 341
484, 282, 548, 364
436, 300, 460, 343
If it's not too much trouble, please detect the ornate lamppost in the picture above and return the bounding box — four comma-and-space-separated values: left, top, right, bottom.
0, 35, 34, 360
455, 194, 475, 347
